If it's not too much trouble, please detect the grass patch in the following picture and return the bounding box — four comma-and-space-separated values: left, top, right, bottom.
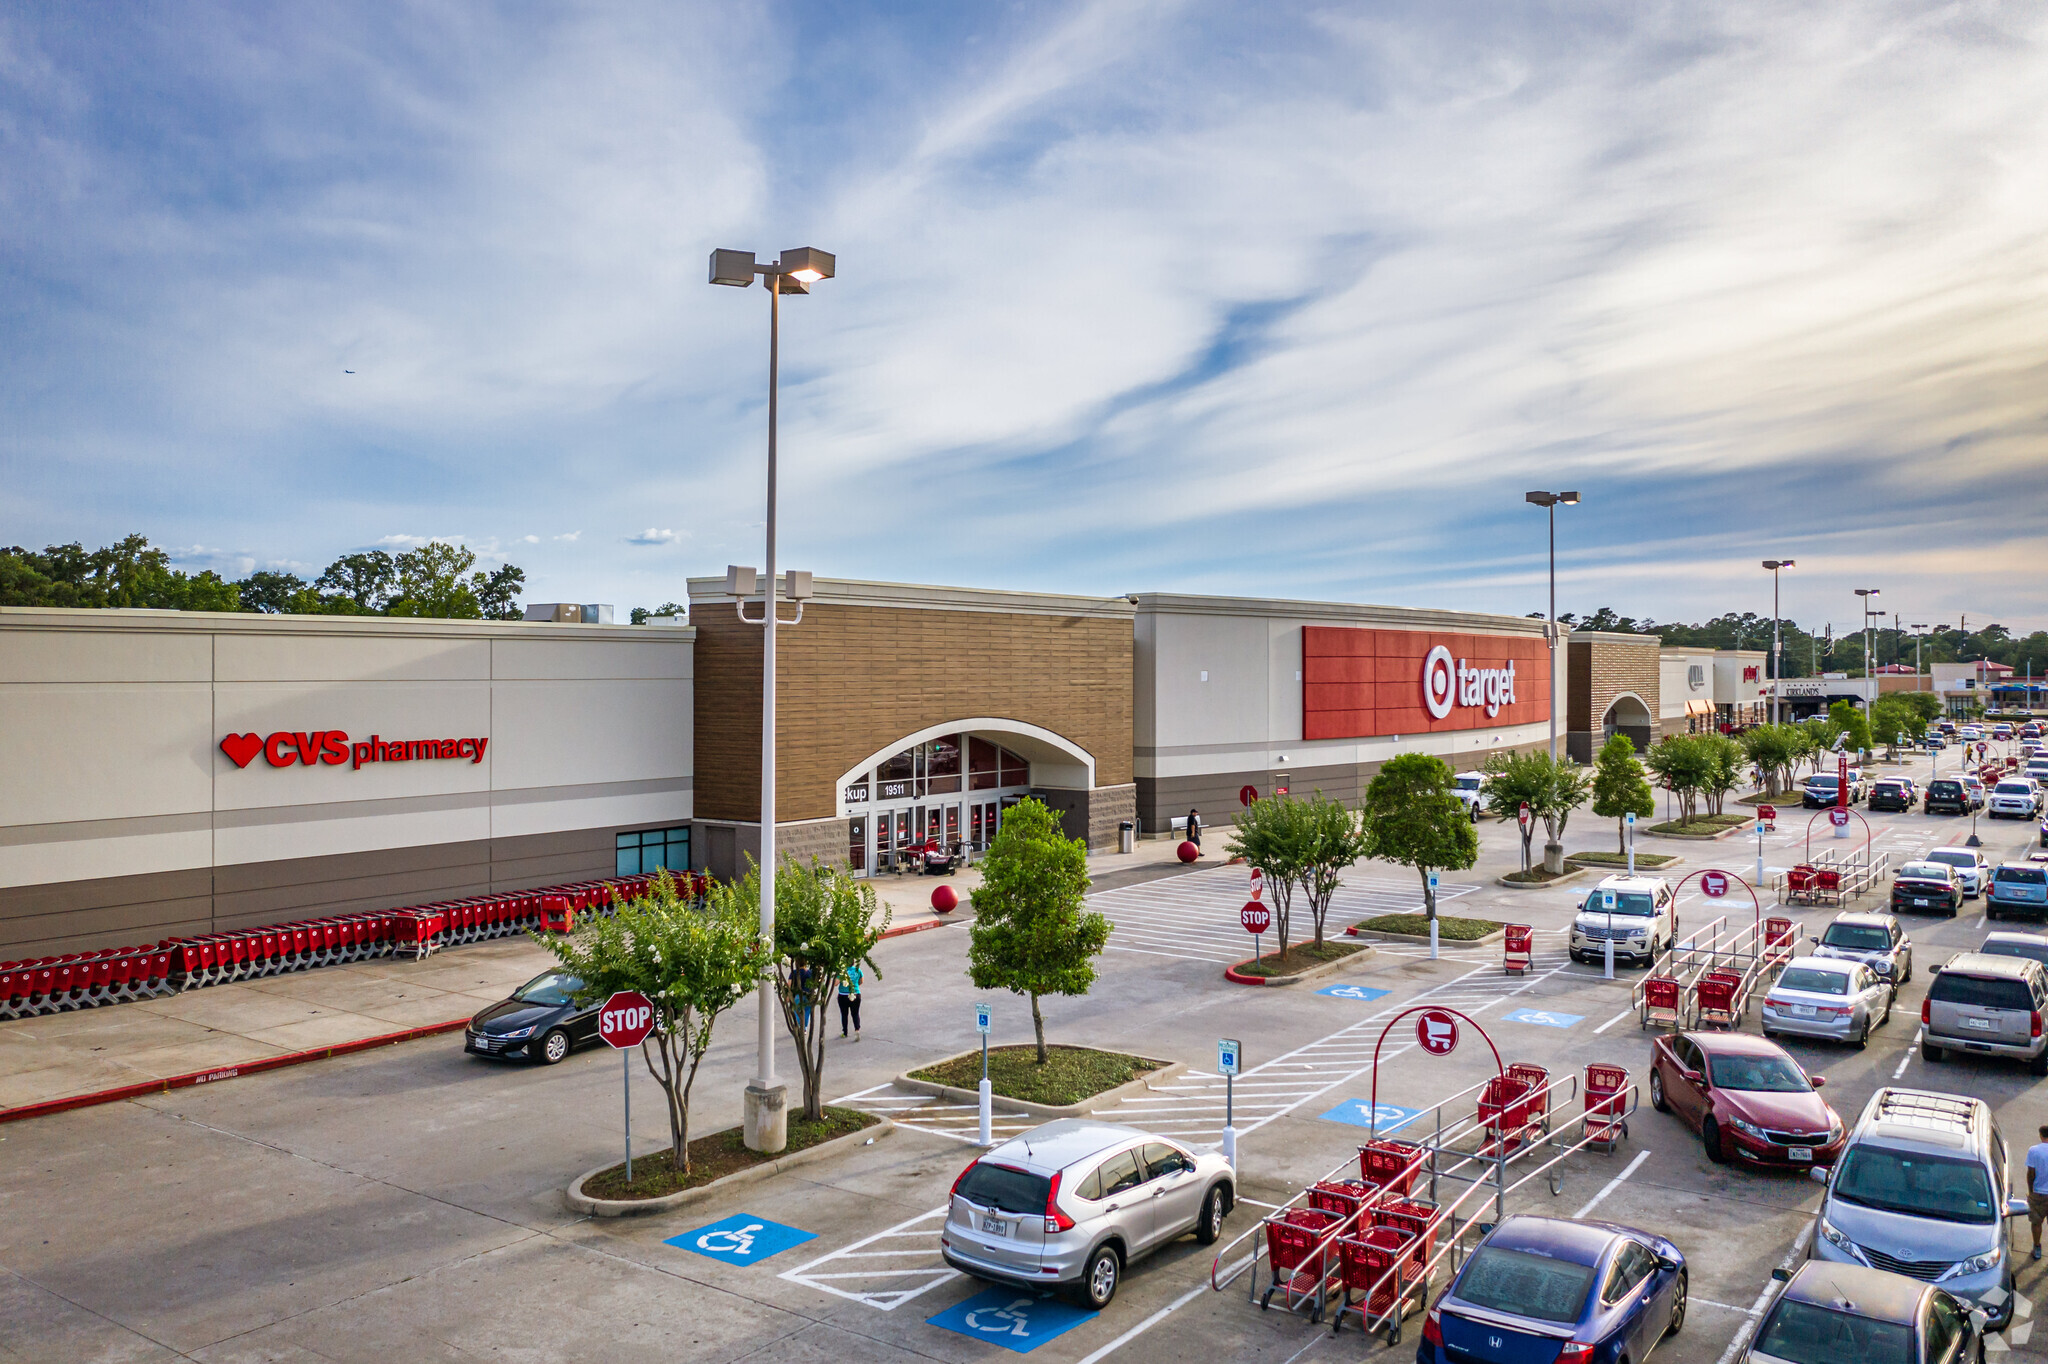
1350, 913, 1502, 941
1648, 813, 1751, 835
1502, 867, 1573, 883
581, 1105, 880, 1200
1565, 851, 1680, 869
912, 1045, 1161, 1107
1231, 939, 1369, 978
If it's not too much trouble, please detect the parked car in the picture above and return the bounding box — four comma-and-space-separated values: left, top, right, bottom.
1985, 862, 2048, 922
1451, 771, 1487, 822
1761, 959, 1897, 1049
1977, 930, 2048, 972
1868, 779, 1917, 813
1803, 772, 1863, 808
1992, 724, 2015, 741
1650, 1031, 1845, 1163
1809, 1087, 2024, 1327
1923, 847, 1990, 897
1960, 725, 1985, 742
2025, 757, 2048, 784
465, 969, 601, 1064
1810, 912, 1913, 984
1417, 1215, 1685, 1364
1745, 1260, 1982, 1364
940, 1119, 1234, 1308
1920, 952, 2048, 1075
1987, 779, 2043, 820
1569, 876, 1676, 967
1923, 779, 1971, 816
1891, 862, 1963, 917
1924, 733, 1948, 751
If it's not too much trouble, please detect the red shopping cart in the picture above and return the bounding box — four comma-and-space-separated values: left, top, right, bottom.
1503, 924, 1534, 976
1331, 1226, 1425, 1342
1261, 1208, 1343, 1320
1358, 1138, 1424, 1196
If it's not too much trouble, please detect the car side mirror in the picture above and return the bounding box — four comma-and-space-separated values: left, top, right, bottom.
2008, 1197, 2030, 1218
1809, 1075, 1826, 1088
1657, 1255, 1681, 1273
1772, 1267, 1793, 1282
1809, 935, 1821, 945
1683, 1069, 1705, 1087
1809, 1166, 1831, 1185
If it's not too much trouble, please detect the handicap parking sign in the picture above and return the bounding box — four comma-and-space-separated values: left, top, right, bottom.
928, 1287, 1097, 1353
666, 1213, 816, 1265
1316, 984, 1391, 1002
1319, 1099, 1424, 1132
1502, 1007, 1584, 1029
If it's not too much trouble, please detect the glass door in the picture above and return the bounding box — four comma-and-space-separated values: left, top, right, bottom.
847, 818, 866, 874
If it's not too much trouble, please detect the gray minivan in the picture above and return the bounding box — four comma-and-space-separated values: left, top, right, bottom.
1921, 952, 2048, 1075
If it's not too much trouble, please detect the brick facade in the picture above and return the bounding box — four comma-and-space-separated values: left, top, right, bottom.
1567, 632, 1661, 761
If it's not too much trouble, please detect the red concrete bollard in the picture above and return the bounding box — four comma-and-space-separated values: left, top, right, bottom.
931, 884, 959, 913
1177, 840, 1199, 863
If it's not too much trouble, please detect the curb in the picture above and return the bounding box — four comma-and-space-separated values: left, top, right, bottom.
879, 915, 968, 940
1495, 868, 1589, 891
1644, 819, 1754, 842
1223, 944, 1376, 987
1346, 925, 1505, 947
566, 1117, 895, 1218
0, 1017, 471, 1126
1564, 856, 1685, 873
895, 1051, 1187, 1120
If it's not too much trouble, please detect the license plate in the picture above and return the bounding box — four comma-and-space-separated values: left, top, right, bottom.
1964, 1017, 1995, 1030
1788, 1147, 1813, 1162
1913, 898, 1929, 907
981, 1216, 1008, 1235
1791, 1005, 1816, 1018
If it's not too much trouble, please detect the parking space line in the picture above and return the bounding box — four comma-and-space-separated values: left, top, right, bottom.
1714, 1224, 1814, 1364
1893, 1027, 1923, 1079
1593, 1007, 1634, 1035
1571, 1148, 1652, 1218
776, 1206, 959, 1310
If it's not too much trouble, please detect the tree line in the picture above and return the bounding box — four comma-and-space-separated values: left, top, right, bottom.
1548, 606, 2047, 679
1, 533, 525, 620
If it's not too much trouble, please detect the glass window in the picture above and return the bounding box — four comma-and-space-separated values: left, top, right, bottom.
1927, 1293, 1967, 1364
1929, 973, 2033, 1010
1454, 1246, 1596, 1324
1000, 745, 1029, 788
513, 971, 585, 1006
1709, 1054, 1810, 1092
1833, 1147, 1997, 1224
1582, 892, 1657, 916
1603, 1243, 1653, 1304
617, 827, 689, 877
1093, 1150, 1144, 1198
969, 737, 1000, 772
1821, 924, 1892, 951
1778, 967, 1852, 996
956, 1163, 1051, 1215
1754, 1300, 1915, 1364
1141, 1143, 1191, 1179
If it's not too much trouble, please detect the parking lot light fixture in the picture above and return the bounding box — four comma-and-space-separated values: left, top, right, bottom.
1525, 491, 1580, 764
1763, 561, 1795, 725
1855, 588, 1880, 724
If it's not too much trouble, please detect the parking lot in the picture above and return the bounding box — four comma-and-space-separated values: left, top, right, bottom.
5, 748, 2048, 1364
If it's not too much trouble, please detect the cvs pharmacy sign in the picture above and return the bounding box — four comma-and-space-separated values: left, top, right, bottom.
220, 730, 489, 771
1422, 646, 1517, 719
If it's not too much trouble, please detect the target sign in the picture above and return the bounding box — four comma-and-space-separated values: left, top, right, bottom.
1829, 808, 1851, 828
1422, 646, 1457, 719
1701, 871, 1729, 898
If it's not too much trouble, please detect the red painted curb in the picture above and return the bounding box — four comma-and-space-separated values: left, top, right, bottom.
1223, 960, 1280, 986
0, 1017, 471, 1126
879, 915, 966, 940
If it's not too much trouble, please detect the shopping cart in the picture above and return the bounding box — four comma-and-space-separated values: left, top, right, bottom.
1330, 1226, 1424, 1342
1582, 1062, 1630, 1151
1642, 975, 1683, 1030
1358, 1138, 1424, 1196
1260, 1208, 1342, 1320
1503, 924, 1534, 976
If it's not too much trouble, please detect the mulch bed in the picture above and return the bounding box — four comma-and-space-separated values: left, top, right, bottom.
1349, 913, 1501, 941
581, 1105, 880, 1200
912, 1044, 1160, 1107
1648, 814, 1750, 835
1501, 867, 1573, 883
1231, 940, 1368, 978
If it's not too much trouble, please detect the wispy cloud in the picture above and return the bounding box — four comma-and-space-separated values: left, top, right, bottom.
627, 528, 683, 546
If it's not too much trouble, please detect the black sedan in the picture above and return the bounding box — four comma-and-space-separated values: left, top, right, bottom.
466, 970, 601, 1064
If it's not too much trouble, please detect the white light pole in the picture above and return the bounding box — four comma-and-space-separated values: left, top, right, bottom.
710, 245, 833, 1155
1763, 560, 1794, 725
1855, 588, 1880, 734
1526, 491, 1580, 764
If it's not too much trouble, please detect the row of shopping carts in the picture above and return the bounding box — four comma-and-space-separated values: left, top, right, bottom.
1636, 914, 1802, 1031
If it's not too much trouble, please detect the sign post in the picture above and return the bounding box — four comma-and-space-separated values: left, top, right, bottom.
1427, 872, 1441, 960
1601, 888, 1617, 980
598, 990, 656, 1182
1625, 811, 1636, 876
975, 1001, 993, 1146
1217, 1038, 1242, 1168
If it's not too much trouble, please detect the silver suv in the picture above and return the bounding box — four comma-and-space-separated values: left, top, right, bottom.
1810, 1089, 2026, 1327
1922, 953, 2048, 1074
1810, 912, 1913, 984
1988, 779, 2043, 820
941, 1119, 1235, 1308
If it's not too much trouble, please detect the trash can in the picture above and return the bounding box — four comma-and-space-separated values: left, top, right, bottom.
1119, 820, 1135, 854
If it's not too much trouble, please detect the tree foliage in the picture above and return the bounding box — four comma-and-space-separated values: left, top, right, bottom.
967, 798, 1109, 1063
1827, 699, 1872, 756
750, 859, 890, 1121
1590, 735, 1656, 853
1361, 754, 1479, 921
1223, 794, 1304, 955
1737, 724, 1804, 797
1226, 793, 1368, 950
0, 534, 241, 611
1479, 749, 1589, 869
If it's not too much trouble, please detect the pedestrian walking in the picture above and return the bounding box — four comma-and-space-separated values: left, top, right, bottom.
839, 962, 863, 1041
1186, 808, 1202, 853
2026, 1124, 2048, 1260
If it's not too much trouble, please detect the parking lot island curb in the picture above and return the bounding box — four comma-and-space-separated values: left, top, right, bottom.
893, 1052, 1187, 1120
1643, 818, 1754, 841
566, 1118, 896, 1218
1222, 943, 1377, 987
1495, 868, 1589, 891
1345, 926, 1506, 947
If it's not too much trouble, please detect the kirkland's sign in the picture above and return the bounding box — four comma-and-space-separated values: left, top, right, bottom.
1302, 627, 1549, 741
220, 731, 489, 771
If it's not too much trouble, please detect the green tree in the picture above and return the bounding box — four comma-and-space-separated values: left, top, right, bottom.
1737, 724, 1803, 798
1590, 735, 1655, 853
632, 602, 687, 625
967, 798, 1109, 1063
0, 534, 241, 611
1869, 695, 1919, 757
762, 859, 890, 1121
316, 551, 396, 611
1644, 735, 1715, 823
235, 570, 306, 613
1700, 732, 1746, 815
1827, 699, 1872, 756
386, 542, 483, 618
1361, 754, 1479, 926
473, 563, 526, 620
532, 869, 767, 1173
1480, 750, 1549, 871
1223, 795, 1305, 956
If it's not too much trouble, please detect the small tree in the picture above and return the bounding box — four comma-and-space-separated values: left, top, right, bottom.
1701, 732, 1745, 815
967, 798, 1109, 1063
1644, 735, 1714, 823
1480, 749, 1551, 871
1738, 724, 1802, 797
1539, 756, 1594, 869
1590, 734, 1655, 853
1870, 695, 1918, 758
1361, 754, 1479, 923
534, 870, 767, 1173
1828, 699, 1872, 757
1224, 795, 1306, 956
1295, 793, 1372, 949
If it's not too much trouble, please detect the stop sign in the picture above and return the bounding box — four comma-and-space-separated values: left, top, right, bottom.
1701, 871, 1729, 899
1241, 902, 1272, 935
598, 990, 655, 1048
1415, 1008, 1459, 1057
1239, 784, 1260, 807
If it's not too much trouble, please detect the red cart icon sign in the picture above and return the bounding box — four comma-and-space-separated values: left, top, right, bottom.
1415, 1009, 1459, 1056
1828, 808, 1850, 828
1701, 871, 1728, 898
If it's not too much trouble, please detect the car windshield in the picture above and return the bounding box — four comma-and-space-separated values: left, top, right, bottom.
1456, 775, 1483, 790
512, 972, 584, 1006
1454, 1245, 1596, 1324
957, 1162, 1053, 1216
1983, 939, 2048, 966
1930, 973, 2033, 1010
1822, 925, 1891, 951
1926, 851, 1973, 869
1708, 1054, 1809, 1092
1754, 1300, 1916, 1364
1833, 1146, 1997, 1224
1997, 783, 2032, 796
1776, 967, 1851, 996
1995, 867, 2047, 886
1584, 892, 1656, 917
1898, 864, 1950, 882
1807, 776, 1839, 789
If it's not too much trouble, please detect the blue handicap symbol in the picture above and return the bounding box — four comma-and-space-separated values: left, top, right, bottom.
1319, 1099, 1424, 1132
666, 1213, 816, 1265
1316, 984, 1391, 1002
927, 1286, 1097, 1353
1502, 1007, 1584, 1029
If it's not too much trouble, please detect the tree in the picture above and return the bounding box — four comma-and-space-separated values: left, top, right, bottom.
1590, 735, 1655, 853
1224, 795, 1305, 956
632, 602, 687, 625
1700, 732, 1746, 815
316, 551, 396, 611
1644, 735, 1715, 823
1869, 695, 1919, 757
1480, 750, 1549, 871
1738, 724, 1803, 797
1296, 794, 1372, 949
532, 869, 767, 1173
1361, 754, 1479, 925
473, 563, 526, 620
0, 534, 241, 611
1827, 699, 1872, 757
1228, 793, 1371, 951
1798, 719, 1841, 774
386, 542, 483, 618
763, 859, 890, 1121
967, 798, 1109, 1063
235, 570, 305, 613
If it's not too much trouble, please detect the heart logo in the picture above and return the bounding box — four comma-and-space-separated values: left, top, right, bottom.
220, 733, 263, 768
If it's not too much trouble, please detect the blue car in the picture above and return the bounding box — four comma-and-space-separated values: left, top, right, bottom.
1418, 1216, 1686, 1364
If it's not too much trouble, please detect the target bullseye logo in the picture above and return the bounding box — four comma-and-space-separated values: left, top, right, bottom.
1422, 646, 1456, 719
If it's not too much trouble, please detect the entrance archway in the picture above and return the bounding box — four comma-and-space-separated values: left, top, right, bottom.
1602, 693, 1654, 752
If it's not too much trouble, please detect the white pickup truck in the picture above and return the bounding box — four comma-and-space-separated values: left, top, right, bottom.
1451, 772, 1486, 822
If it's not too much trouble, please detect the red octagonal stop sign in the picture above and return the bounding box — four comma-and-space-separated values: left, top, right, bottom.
1240, 902, 1272, 935
598, 990, 656, 1048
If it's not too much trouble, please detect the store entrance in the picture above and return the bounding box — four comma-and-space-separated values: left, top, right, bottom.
842, 734, 1033, 876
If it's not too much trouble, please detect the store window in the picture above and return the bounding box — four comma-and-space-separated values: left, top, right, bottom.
618, 826, 691, 877
968, 738, 1030, 791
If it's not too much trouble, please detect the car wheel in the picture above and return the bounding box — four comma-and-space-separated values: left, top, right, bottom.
1881, 995, 1893, 1027
1079, 1243, 1121, 1309
1666, 1269, 1688, 1337
1853, 1019, 1870, 1050
1650, 1069, 1668, 1112
1195, 1184, 1230, 1245
1924, 1041, 1944, 1063
1702, 1117, 1727, 1164
537, 1029, 571, 1065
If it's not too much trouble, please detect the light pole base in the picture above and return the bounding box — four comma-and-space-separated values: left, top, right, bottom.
1543, 841, 1565, 875
743, 1081, 788, 1154
978, 1078, 993, 1147
1222, 1126, 1239, 1171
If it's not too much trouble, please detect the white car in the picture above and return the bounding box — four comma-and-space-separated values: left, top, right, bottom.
1924, 846, 1990, 898
1960, 726, 1985, 742
1568, 875, 1675, 966
1450, 771, 1486, 822
1990, 779, 2044, 820
1761, 958, 1896, 1047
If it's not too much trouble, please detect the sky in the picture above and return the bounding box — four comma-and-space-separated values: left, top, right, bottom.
3, 1, 2045, 635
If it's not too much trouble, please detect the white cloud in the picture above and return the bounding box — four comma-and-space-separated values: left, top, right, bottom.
627, 528, 683, 546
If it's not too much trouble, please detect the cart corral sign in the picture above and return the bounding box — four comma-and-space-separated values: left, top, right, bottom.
1701, 871, 1729, 898
1415, 1009, 1459, 1056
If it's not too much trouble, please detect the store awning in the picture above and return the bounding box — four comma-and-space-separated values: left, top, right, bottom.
1685, 700, 1715, 717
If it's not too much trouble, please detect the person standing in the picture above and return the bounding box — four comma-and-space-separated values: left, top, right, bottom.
839, 962, 863, 1041
2026, 1124, 2048, 1260
1186, 808, 1202, 854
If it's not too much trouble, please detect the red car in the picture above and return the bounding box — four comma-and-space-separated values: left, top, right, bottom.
1648, 1031, 1844, 1167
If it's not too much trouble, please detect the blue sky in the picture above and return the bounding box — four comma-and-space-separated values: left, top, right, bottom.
3, 2, 2045, 634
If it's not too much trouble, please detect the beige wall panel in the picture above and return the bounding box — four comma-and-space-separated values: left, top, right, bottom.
491, 637, 692, 682
489, 789, 691, 842
212, 801, 492, 866
0, 628, 212, 684
215, 632, 490, 683
1149, 614, 1276, 749
0, 683, 214, 826
488, 679, 692, 790
211, 680, 493, 810
0, 827, 213, 889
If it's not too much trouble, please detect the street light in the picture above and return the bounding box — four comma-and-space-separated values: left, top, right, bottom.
709, 245, 834, 1155
1855, 588, 1881, 726
1525, 491, 1580, 765
1762, 560, 1795, 725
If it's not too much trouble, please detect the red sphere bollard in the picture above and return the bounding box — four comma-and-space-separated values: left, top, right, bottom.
931, 884, 960, 913
1177, 840, 1199, 863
